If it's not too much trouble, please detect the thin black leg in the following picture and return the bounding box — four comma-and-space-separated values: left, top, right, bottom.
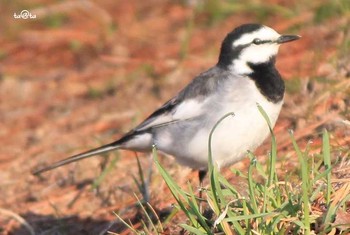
198, 170, 207, 212
198, 170, 207, 186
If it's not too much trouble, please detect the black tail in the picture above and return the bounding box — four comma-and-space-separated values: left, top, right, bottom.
32, 142, 120, 175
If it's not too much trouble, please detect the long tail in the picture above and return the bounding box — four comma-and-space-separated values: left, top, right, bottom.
32, 142, 120, 175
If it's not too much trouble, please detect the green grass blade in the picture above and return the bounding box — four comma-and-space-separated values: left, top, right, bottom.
257, 104, 278, 188
134, 194, 159, 233
186, 182, 212, 231
224, 212, 275, 222
322, 129, 332, 204
247, 152, 259, 214
92, 153, 119, 189
289, 131, 311, 235
257, 103, 281, 212
207, 112, 235, 212
180, 224, 207, 235
153, 146, 207, 229
113, 211, 140, 234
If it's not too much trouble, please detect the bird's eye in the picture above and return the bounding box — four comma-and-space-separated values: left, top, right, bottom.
252, 38, 262, 45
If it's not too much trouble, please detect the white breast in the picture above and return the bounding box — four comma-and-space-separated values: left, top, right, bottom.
183, 77, 283, 169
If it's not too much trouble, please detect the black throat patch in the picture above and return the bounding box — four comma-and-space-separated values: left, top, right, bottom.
247, 57, 285, 103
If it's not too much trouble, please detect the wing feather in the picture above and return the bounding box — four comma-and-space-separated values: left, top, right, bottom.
132, 66, 226, 132
135, 97, 205, 131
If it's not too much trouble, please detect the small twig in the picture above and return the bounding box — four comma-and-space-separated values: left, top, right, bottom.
0, 208, 35, 235
98, 219, 119, 235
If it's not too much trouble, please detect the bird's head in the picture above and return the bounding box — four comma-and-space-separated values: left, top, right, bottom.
218, 24, 300, 74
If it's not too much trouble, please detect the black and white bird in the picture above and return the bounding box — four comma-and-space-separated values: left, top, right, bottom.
33, 24, 300, 182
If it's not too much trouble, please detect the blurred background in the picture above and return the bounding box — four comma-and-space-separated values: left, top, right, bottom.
0, 0, 349, 234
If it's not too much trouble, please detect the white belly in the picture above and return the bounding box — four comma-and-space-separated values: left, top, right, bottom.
153, 77, 283, 170
176, 78, 283, 169
184, 102, 282, 169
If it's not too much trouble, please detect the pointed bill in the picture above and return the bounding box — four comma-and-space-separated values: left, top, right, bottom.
277, 35, 301, 44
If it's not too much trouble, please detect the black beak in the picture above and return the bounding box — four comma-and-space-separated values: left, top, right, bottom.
277, 35, 301, 44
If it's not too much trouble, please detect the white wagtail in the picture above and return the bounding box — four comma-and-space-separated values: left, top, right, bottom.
33, 24, 300, 183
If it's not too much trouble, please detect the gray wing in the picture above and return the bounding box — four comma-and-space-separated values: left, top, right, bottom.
132, 66, 226, 132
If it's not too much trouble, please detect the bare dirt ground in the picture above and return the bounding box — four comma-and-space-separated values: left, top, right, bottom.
0, 0, 349, 234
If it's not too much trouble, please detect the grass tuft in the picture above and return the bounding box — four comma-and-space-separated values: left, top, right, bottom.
114, 110, 350, 234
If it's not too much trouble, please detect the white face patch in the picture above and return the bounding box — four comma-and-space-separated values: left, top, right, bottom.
229, 26, 282, 74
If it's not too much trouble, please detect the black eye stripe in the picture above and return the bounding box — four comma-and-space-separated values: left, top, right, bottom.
253, 38, 273, 45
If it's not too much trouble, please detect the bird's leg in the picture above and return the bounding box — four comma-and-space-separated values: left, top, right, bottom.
198, 170, 207, 212
135, 152, 151, 204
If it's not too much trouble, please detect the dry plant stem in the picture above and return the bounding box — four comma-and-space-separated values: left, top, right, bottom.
0, 208, 35, 235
